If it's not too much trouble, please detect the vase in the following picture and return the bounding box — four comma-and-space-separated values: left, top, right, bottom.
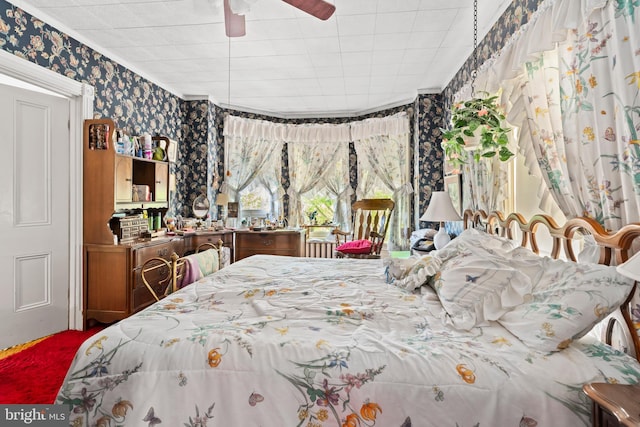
463, 125, 487, 151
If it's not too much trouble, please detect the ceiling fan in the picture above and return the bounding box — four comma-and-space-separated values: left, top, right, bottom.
224, 0, 336, 37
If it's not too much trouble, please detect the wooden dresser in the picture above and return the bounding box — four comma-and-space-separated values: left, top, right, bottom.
583, 383, 640, 427
235, 230, 305, 261
184, 230, 234, 259
84, 237, 185, 327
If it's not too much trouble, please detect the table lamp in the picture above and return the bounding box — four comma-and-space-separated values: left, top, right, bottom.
616, 250, 640, 282
419, 191, 462, 250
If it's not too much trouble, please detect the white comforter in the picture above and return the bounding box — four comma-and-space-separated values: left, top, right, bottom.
57, 255, 640, 426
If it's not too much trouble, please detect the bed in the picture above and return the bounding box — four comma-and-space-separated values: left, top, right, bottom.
58, 211, 640, 426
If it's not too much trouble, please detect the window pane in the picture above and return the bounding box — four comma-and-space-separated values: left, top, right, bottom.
301, 187, 335, 225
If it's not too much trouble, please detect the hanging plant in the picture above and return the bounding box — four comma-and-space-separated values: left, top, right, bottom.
441, 93, 513, 169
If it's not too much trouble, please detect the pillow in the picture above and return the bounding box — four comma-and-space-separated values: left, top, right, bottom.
384, 255, 441, 291
498, 257, 635, 352
336, 239, 372, 254
430, 249, 533, 330
432, 228, 519, 264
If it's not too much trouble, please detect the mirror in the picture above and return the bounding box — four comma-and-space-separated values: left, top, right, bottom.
192, 194, 210, 219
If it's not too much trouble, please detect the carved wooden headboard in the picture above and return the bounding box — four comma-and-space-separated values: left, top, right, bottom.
463, 209, 640, 362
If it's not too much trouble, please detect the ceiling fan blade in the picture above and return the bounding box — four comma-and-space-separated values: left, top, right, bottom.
224, 0, 246, 37
282, 0, 335, 20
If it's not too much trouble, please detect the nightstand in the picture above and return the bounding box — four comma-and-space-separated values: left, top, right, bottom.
583, 383, 640, 427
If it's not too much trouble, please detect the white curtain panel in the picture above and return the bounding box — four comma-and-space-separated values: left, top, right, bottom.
222, 115, 284, 203
321, 148, 353, 231
287, 140, 346, 228
352, 113, 412, 250
223, 114, 414, 241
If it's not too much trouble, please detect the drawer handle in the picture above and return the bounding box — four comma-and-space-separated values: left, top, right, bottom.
261, 239, 274, 246
157, 248, 168, 257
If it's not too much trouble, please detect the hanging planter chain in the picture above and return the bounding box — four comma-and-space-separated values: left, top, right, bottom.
471, 0, 478, 97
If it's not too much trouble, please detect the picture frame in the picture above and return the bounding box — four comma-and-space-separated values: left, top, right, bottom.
167, 138, 178, 163
444, 174, 462, 215
227, 202, 239, 219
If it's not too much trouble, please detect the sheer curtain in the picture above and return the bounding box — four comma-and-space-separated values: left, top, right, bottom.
351, 113, 412, 250
321, 145, 352, 230
287, 140, 348, 228
221, 115, 283, 204
462, 156, 510, 213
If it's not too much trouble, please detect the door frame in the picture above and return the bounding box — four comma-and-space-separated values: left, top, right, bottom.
0, 49, 94, 330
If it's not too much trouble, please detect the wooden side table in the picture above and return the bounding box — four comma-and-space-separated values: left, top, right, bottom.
583, 383, 640, 427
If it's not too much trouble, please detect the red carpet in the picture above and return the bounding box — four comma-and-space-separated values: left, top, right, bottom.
0, 328, 103, 404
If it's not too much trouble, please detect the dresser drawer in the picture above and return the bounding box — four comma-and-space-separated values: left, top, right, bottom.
237, 232, 292, 249
133, 240, 180, 266
234, 230, 304, 261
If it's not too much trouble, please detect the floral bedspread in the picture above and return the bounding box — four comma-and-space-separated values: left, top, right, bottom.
57, 255, 640, 426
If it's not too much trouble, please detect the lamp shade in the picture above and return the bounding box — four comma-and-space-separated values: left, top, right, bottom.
215, 193, 229, 206
617, 250, 640, 281
420, 191, 462, 222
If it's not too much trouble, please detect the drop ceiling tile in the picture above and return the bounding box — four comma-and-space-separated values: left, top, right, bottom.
407, 30, 447, 50
340, 35, 374, 53
342, 51, 372, 68
247, 18, 302, 39
372, 32, 412, 51
376, 0, 421, 14
309, 52, 342, 68
336, 14, 376, 36
401, 48, 438, 66
412, 9, 458, 32
304, 37, 341, 54
374, 12, 418, 35
313, 66, 344, 79
371, 49, 405, 65
15, 0, 511, 116
337, 0, 377, 16
270, 39, 308, 55
232, 40, 277, 57
296, 16, 338, 38
319, 78, 346, 95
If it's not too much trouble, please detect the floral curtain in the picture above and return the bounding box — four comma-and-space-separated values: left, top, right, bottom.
352, 113, 412, 250
507, 2, 640, 229
321, 148, 353, 231
222, 116, 283, 206
287, 141, 347, 228
467, 0, 640, 229
461, 155, 510, 214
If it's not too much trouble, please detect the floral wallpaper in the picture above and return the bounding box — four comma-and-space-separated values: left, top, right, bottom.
1, 0, 545, 231
443, 0, 544, 109
0, 1, 184, 139
416, 93, 445, 220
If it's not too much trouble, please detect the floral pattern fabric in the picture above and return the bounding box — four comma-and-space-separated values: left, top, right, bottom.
515, 0, 640, 228
57, 255, 640, 427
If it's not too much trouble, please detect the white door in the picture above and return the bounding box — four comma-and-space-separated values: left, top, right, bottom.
0, 82, 70, 349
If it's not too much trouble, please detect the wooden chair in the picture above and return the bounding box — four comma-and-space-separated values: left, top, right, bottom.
332, 198, 395, 259
141, 240, 224, 302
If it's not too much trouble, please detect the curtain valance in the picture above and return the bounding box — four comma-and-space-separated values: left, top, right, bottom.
224, 112, 409, 143
223, 115, 352, 143
349, 113, 409, 141
458, 0, 609, 99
